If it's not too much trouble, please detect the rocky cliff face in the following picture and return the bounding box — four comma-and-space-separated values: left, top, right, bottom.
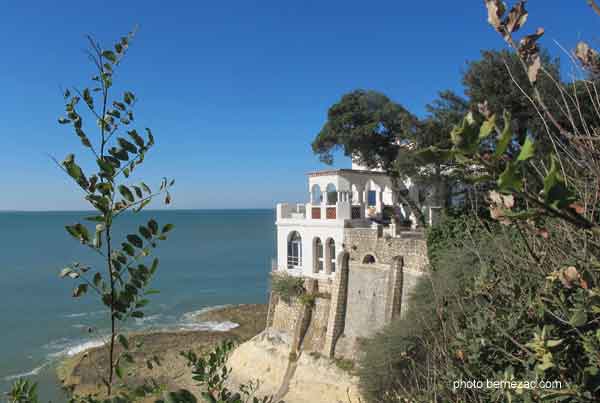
227, 329, 362, 403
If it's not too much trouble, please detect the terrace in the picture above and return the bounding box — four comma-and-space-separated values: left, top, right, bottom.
276, 169, 401, 225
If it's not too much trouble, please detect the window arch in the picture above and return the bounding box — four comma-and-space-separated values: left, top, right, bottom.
326, 238, 336, 273
362, 254, 376, 264
326, 183, 337, 205
287, 231, 302, 269
311, 184, 322, 204
313, 237, 324, 273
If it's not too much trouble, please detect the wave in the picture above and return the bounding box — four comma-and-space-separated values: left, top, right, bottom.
134, 313, 163, 325
63, 310, 106, 319
38, 305, 237, 365
176, 320, 239, 332
3, 362, 48, 381
180, 304, 232, 322
47, 338, 106, 358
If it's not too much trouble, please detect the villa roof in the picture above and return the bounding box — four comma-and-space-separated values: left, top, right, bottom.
307, 169, 389, 177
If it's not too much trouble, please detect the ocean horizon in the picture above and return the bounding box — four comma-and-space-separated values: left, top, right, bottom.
0, 209, 276, 401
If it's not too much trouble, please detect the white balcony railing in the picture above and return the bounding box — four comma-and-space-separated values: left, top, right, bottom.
277, 201, 366, 221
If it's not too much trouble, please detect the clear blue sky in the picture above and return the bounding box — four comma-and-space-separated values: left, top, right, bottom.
0, 1, 596, 210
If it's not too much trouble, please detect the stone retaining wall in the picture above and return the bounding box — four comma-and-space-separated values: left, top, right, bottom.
268, 227, 429, 360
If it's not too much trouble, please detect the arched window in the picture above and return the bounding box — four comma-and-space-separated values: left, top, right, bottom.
287, 231, 302, 269
326, 239, 336, 273
313, 237, 324, 273
363, 254, 376, 264
311, 184, 322, 204
326, 183, 337, 205
367, 190, 377, 207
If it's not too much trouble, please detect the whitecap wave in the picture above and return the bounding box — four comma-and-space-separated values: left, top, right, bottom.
180, 305, 232, 322
3, 363, 48, 381
134, 313, 163, 325
63, 310, 106, 319
176, 320, 239, 332
48, 338, 106, 358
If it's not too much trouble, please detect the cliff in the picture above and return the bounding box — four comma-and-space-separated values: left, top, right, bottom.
227, 329, 362, 403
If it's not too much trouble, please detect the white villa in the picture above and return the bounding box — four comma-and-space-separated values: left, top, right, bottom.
274, 162, 436, 279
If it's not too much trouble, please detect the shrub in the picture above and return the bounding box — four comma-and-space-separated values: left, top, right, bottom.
271, 273, 305, 303
334, 358, 355, 373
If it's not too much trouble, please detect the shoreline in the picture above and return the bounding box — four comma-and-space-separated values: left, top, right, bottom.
56, 304, 268, 401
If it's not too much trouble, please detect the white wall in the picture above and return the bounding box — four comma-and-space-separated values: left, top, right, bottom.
276, 221, 345, 279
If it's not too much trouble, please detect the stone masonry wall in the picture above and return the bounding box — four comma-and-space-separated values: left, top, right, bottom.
343, 228, 428, 272
268, 227, 429, 361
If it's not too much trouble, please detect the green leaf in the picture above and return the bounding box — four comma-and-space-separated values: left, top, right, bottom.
543, 156, 576, 209
102, 50, 117, 63
73, 284, 88, 298
148, 219, 158, 235
145, 128, 155, 146
494, 111, 512, 157
133, 186, 143, 199
115, 364, 123, 379
131, 311, 144, 318
118, 334, 129, 350
145, 289, 160, 296
162, 224, 175, 234
127, 130, 145, 148
118, 137, 138, 154
450, 113, 479, 154
140, 182, 152, 194
136, 299, 150, 308
517, 136, 535, 161
570, 310, 587, 327
93, 272, 102, 287
127, 234, 144, 248
62, 154, 85, 183
118, 185, 135, 203
134, 199, 151, 213
109, 147, 129, 161
97, 158, 115, 177
150, 258, 159, 274
82, 88, 93, 109
58, 117, 71, 124
139, 226, 152, 239
124, 91, 135, 105
479, 114, 496, 139
113, 101, 126, 111
497, 162, 523, 192
121, 242, 135, 256
65, 225, 80, 239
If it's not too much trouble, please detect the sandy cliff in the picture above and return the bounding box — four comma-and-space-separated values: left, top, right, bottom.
227, 329, 362, 403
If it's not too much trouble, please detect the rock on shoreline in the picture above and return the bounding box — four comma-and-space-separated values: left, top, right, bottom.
57, 304, 268, 401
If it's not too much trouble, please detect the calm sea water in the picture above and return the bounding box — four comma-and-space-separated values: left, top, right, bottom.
0, 209, 275, 401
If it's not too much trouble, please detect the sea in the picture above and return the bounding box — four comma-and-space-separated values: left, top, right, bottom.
0, 209, 276, 401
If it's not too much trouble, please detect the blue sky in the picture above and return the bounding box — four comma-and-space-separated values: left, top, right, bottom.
0, 1, 597, 210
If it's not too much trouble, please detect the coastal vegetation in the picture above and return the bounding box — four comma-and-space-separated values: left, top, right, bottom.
338, 1, 600, 402
6, 1, 600, 403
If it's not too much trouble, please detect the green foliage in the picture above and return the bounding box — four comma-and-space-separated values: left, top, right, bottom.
462, 49, 562, 147
311, 89, 417, 170
6, 380, 38, 403
52, 29, 175, 398
270, 273, 305, 303
333, 358, 355, 373
361, 210, 600, 402
416, 108, 590, 230
181, 341, 282, 403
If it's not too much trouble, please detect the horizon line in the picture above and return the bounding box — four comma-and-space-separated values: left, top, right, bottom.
0, 207, 276, 213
